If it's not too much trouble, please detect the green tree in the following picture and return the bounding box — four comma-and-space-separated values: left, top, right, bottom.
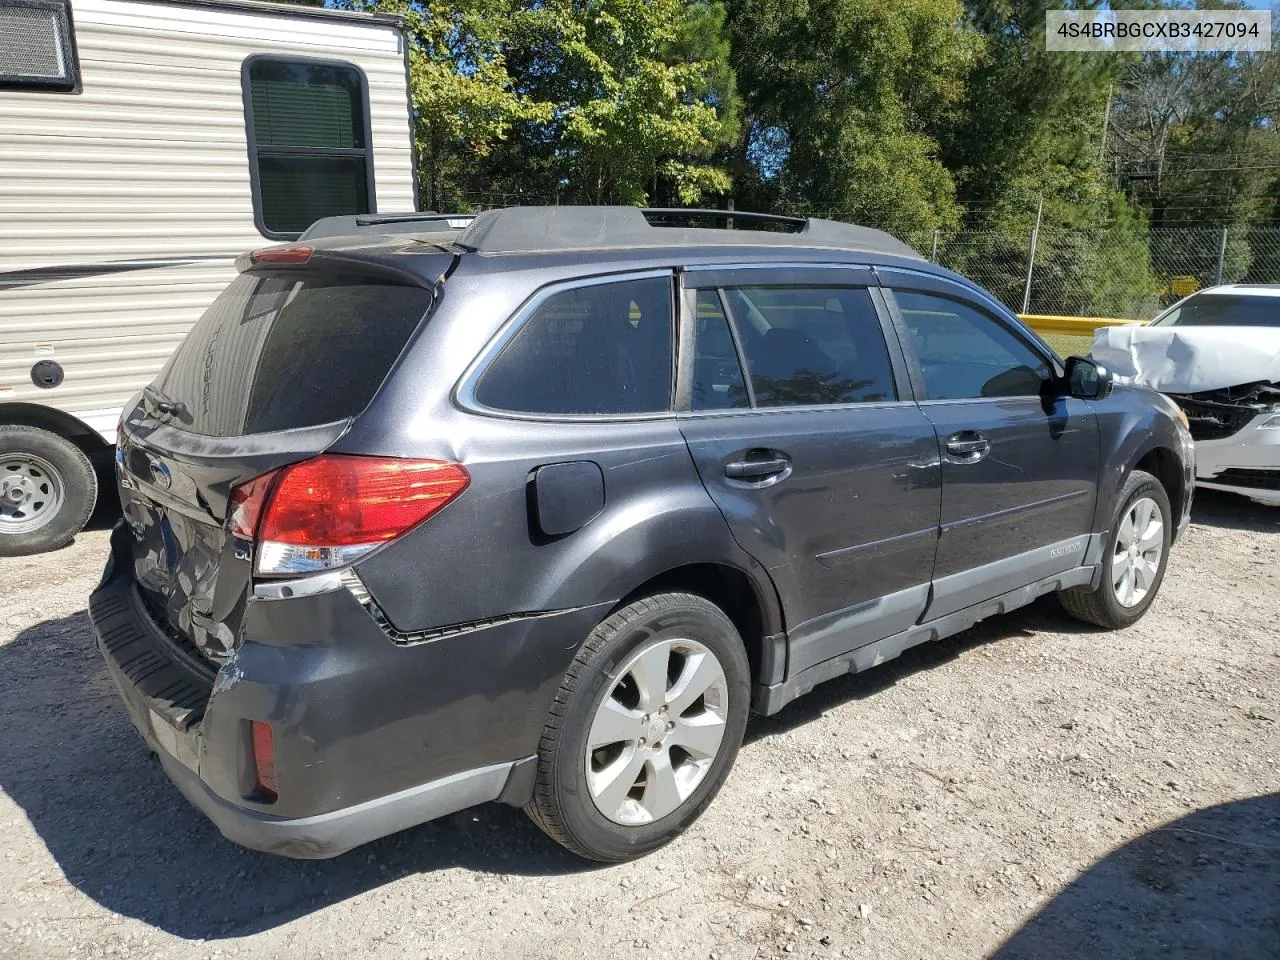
502, 0, 739, 205
930, 1, 1157, 316
726, 0, 981, 236
347, 0, 737, 208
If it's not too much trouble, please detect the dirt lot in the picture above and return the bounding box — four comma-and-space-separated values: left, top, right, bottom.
1, 490, 1277, 960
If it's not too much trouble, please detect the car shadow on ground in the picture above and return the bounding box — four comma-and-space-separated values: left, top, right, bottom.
1190, 487, 1280, 533
0, 610, 598, 941
992, 791, 1280, 959
1, 504, 1271, 942
1, 595, 1095, 940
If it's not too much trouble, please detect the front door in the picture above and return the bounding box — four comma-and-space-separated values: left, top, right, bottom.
881, 277, 1100, 620
677, 267, 942, 676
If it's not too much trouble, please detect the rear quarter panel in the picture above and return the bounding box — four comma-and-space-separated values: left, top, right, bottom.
334, 264, 783, 636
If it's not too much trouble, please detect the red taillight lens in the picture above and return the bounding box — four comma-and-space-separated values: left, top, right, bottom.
250, 720, 277, 802
228, 455, 470, 574
260, 455, 470, 546
249, 244, 312, 265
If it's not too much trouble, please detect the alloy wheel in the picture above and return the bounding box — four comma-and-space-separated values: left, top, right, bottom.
1112, 496, 1164, 608
585, 636, 729, 825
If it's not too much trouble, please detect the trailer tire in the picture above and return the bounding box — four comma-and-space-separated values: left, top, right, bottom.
0, 425, 98, 556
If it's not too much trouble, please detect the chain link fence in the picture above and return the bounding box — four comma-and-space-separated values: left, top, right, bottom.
918, 225, 1280, 321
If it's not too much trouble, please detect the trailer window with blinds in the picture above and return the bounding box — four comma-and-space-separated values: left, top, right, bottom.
0, 0, 80, 93
243, 56, 376, 240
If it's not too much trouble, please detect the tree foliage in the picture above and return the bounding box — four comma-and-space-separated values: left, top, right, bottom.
340, 0, 737, 208
280, 0, 1277, 298
726, 0, 981, 235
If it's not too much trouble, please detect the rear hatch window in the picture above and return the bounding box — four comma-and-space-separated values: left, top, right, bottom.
117, 268, 437, 663
149, 273, 434, 436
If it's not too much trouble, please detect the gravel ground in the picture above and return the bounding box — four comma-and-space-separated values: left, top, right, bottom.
1, 490, 1277, 960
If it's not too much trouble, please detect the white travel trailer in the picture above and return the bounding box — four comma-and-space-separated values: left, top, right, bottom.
0, 0, 415, 553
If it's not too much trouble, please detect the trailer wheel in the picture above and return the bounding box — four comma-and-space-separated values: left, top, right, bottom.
0, 425, 97, 556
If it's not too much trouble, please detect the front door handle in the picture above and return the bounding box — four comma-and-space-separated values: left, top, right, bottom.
724, 455, 791, 480
945, 432, 991, 462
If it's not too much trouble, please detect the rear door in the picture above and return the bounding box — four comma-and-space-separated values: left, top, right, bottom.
676, 266, 941, 676
879, 272, 1100, 620
116, 260, 446, 662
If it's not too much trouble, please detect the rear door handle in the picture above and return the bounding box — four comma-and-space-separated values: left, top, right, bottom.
724, 455, 791, 480
945, 432, 991, 462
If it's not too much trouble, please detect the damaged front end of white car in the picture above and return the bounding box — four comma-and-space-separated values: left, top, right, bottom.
1093, 298, 1280, 507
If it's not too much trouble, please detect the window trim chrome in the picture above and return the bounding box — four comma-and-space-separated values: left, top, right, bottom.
453, 268, 680, 423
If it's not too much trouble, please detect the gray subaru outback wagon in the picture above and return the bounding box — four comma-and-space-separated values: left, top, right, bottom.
93, 207, 1194, 862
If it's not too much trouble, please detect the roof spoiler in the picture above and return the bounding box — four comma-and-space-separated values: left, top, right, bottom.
300, 212, 477, 240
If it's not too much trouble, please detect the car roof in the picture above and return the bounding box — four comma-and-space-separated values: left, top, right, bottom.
285, 206, 949, 295
1196, 284, 1280, 298
451, 206, 921, 260
301, 206, 923, 262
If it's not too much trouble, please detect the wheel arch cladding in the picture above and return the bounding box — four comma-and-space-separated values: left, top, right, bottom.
611, 561, 783, 688
1133, 447, 1185, 529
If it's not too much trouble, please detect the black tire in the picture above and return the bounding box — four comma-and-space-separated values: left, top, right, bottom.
524, 592, 751, 862
0, 425, 97, 557
1059, 469, 1172, 629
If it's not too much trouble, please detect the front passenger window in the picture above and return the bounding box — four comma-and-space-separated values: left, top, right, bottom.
891, 291, 1052, 401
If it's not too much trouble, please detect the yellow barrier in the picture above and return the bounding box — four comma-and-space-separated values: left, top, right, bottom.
1017, 314, 1146, 336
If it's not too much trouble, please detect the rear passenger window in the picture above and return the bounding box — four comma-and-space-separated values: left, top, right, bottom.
475, 277, 674, 415
722, 287, 896, 407
891, 291, 1052, 400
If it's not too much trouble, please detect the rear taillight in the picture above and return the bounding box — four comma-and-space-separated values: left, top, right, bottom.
250, 721, 278, 802
228, 454, 469, 575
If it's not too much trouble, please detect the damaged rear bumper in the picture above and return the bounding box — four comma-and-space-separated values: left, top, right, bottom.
89, 524, 600, 858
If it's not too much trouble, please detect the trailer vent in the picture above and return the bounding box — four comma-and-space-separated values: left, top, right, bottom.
0, 0, 80, 93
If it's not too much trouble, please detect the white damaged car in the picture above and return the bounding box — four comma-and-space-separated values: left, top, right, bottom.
1094, 284, 1280, 506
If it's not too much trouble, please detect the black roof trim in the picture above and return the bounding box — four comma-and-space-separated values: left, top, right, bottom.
124, 0, 404, 27
454, 206, 921, 259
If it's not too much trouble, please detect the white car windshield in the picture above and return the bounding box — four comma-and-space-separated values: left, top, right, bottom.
1152, 293, 1280, 328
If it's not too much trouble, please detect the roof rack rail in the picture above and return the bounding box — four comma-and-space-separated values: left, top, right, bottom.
640, 208, 807, 229
453, 205, 920, 259
300, 212, 476, 240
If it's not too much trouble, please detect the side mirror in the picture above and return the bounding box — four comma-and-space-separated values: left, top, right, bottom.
1065, 356, 1113, 400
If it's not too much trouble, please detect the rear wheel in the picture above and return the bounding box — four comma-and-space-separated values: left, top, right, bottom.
1059, 468, 1171, 629
0, 425, 97, 556
524, 593, 750, 862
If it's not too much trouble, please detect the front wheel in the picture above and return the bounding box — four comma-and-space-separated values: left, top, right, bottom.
0, 425, 97, 557
1059, 468, 1171, 629
524, 593, 750, 862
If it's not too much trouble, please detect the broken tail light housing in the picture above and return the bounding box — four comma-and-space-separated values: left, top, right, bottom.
250, 720, 278, 802
229, 455, 470, 575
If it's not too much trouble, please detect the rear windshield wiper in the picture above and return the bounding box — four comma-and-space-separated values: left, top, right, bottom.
143, 385, 189, 421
